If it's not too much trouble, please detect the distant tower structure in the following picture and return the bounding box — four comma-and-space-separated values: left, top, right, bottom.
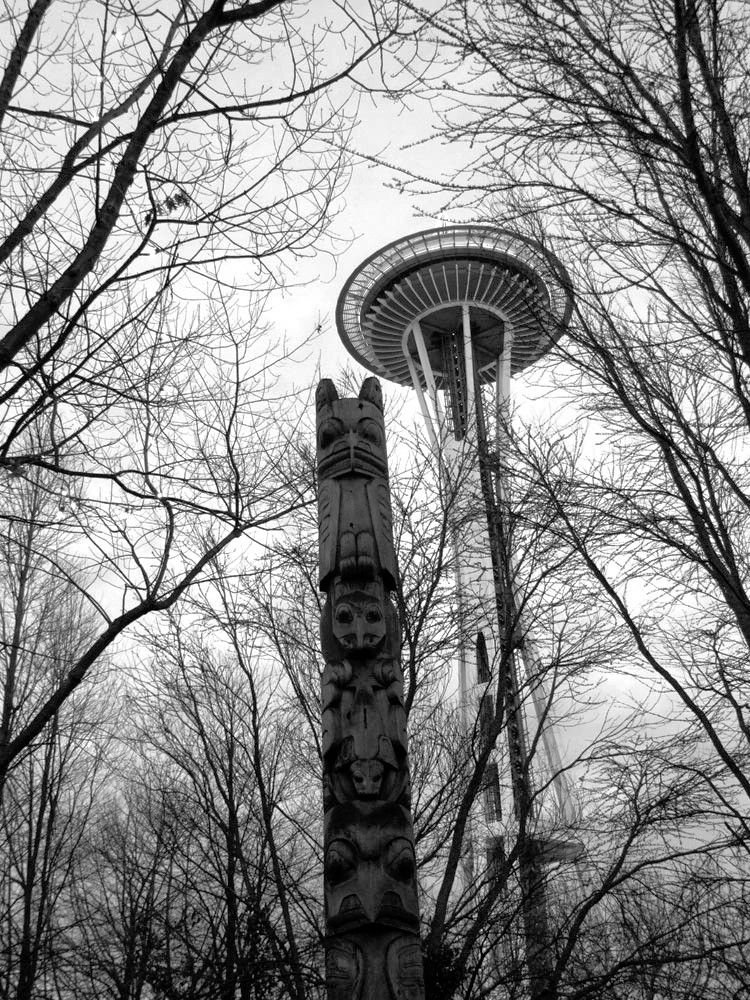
336, 225, 579, 999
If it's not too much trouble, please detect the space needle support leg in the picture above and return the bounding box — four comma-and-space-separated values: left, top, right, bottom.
404, 322, 440, 454
457, 301, 480, 749
498, 342, 574, 831
461, 303, 476, 435
405, 323, 471, 750
482, 332, 554, 1000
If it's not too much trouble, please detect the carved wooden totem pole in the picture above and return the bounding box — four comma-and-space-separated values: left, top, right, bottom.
316, 377, 425, 1000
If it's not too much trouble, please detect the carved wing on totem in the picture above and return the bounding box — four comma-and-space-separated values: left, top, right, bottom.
318, 478, 340, 590
368, 479, 398, 591
326, 938, 364, 1000
387, 939, 425, 1000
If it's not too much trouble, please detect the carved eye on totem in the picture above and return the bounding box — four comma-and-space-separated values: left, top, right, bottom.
356, 417, 382, 446
384, 838, 415, 883
335, 605, 354, 625
326, 839, 357, 885
319, 419, 346, 450
365, 608, 382, 624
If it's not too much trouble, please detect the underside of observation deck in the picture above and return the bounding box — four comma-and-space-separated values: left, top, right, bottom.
336, 226, 574, 385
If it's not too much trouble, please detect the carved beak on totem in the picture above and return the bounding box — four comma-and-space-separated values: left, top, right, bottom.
326, 839, 419, 932
324, 805, 420, 933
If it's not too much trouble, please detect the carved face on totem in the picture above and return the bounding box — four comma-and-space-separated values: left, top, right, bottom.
324, 802, 420, 934
321, 578, 399, 662
331, 582, 387, 654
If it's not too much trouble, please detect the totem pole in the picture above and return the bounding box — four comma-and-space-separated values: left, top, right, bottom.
316, 377, 425, 1000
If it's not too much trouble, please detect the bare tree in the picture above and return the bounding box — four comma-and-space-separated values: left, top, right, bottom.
63, 787, 176, 1000
0, 469, 113, 1000
388, 0, 750, 994
0, 0, 410, 775
117, 595, 324, 1000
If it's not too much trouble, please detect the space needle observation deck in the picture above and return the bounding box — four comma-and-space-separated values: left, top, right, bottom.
335, 225, 573, 444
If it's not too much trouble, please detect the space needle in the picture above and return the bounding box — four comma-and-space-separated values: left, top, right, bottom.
336, 224, 578, 1000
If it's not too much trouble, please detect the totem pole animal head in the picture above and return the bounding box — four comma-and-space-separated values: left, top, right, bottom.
316, 376, 398, 593
316, 377, 388, 482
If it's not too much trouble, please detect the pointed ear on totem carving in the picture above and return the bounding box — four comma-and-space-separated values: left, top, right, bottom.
359, 377, 383, 411
317, 379, 339, 411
